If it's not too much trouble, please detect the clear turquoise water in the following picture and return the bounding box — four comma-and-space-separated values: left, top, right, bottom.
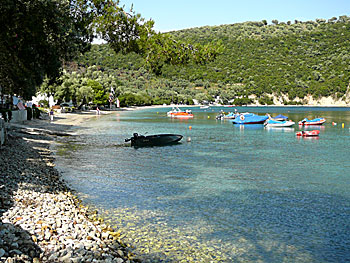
55, 107, 350, 262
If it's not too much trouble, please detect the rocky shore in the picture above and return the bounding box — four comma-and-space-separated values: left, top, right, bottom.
0, 113, 138, 263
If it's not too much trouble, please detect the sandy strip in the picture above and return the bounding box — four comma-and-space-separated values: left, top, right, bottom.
7, 110, 114, 137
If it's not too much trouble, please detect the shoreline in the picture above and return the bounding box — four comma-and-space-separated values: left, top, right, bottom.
128, 104, 350, 111
1, 107, 347, 262
0, 111, 138, 262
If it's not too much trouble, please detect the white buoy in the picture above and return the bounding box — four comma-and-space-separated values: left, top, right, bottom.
187, 137, 192, 142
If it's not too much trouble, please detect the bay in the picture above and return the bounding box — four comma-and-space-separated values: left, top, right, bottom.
54, 106, 350, 262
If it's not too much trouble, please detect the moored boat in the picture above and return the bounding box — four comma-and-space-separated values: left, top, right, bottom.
125, 133, 183, 147
264, 119, 295, 127
296, 130, 320, 137
216, 109, 240, 120
272, 114, 289, 121
221, 112, 237, 119
232, 113, 268, 124
298, 117, 326, 125
167, 107, 193, 118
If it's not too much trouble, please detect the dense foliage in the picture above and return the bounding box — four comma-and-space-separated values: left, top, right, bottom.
0, 0, 93, 99
1, 0, 220, 100
73, 16, 350, 105
165, 16, 350, 102
41, 65, 199, 106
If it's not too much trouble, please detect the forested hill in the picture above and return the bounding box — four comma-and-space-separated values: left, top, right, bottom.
77, 16, 350, 105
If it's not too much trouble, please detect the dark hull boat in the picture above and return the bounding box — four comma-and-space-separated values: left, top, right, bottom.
125, 133, 183, 147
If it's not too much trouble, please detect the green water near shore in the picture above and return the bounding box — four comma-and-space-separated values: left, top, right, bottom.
55, 106, 350, 262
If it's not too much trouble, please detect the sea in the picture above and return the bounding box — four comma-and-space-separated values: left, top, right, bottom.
53, 106, 350, 262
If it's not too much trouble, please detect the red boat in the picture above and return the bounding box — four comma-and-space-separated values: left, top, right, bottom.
296, 130, 320, 137
167, 107, 193, 118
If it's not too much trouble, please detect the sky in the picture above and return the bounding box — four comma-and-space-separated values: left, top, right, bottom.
118, 0, 350, 32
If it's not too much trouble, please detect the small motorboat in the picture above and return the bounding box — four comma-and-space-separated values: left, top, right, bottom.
272, 114, 289, 121
216, 112, 236, 120
167, 107, 193, 118
298, 117, 326, 125
216, 113, 225, 120
264, 119, 295, 127
296, 130, 320, 137
125, 133, 183, 147
216, 109, 240, 120
232, 113, 269, 124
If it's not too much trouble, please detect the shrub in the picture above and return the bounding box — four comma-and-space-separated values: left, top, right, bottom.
38, 100, 49, 107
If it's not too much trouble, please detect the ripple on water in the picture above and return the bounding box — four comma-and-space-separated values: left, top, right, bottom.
54, 107, 350, 262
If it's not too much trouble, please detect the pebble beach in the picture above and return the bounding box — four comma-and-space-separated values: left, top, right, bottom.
0, 112, 138, 263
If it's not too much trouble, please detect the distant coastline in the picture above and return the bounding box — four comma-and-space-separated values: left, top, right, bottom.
129, 103, 350, 111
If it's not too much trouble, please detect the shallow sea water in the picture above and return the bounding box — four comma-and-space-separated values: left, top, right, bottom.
54, 106, 350, 262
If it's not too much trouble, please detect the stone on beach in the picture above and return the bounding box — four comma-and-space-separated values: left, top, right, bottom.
0, 114, 137, 263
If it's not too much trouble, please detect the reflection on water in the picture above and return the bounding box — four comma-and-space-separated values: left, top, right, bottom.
232, 124, 265, 131
301, 125, 326, 131
54, 106, 350, 262
296, 136, 320, 141
265, 127, 295, 132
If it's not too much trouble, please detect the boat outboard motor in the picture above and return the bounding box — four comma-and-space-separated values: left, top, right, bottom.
216, 114, 223, 120
125, 133, 139, 142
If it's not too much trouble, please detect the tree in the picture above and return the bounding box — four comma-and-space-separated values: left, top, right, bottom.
77, 85, 94, 106
0, 0, 93, 99
92, 1, 223, 75
1, 0, 222, 99
87, 79, 108, 105
55, 77, 76, 104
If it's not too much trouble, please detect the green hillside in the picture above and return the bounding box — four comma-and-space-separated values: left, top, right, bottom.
74, 16, 350, 105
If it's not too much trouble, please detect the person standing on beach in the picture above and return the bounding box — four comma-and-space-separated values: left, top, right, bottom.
96, 107, 100, 115
49, 109, 54, 121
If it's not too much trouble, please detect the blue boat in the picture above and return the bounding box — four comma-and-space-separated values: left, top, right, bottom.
232, 113, 269, 124
223, 112, 237, 119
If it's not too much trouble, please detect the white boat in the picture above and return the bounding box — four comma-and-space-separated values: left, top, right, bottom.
200, 105, 209, 109
167, 107, 179, 116
272, 114, 289, 121
264, 119, 295, 127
